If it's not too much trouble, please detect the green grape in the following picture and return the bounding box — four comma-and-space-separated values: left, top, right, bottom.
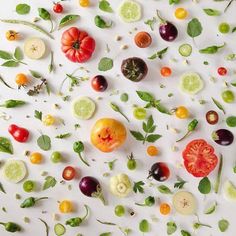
23, 180, 35, 192
218, 22, 230, 34
114, 205, 125, 217
51, 151, 62, 163
222, 90, 235, 103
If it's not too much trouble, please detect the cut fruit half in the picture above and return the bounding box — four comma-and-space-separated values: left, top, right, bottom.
223, 180, 236, 202
179, 44, 192, 57
72, 96, 96, 120
2, 160, 27, 183
24, 37, 46, 59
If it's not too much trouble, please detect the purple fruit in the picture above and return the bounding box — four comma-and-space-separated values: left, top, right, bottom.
79, 176, 106, 205
147, 162, 170, 182
156, 10, 178, 42
212, 129, 234, 146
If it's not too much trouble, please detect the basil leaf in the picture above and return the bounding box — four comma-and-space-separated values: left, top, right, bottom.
155, 103, 171, 115
167, 221, 177, 235
99, 0, 113, 13
0, 137, 13, 154
146, 134, 162, 142
203, 8, 221, 16
38, 8, 51, 20
100, 233, 112, 236
129, 131, 145, 141
1, 61, 18, 67
157, 185, 172, 194
146, 115, 154, 130
98, 57, 113, 71
212, 97, 225, 114
14, 47, 23, 60
181, 230, 191, 236
29, 70, 42, 79
226, 116, 236, 127
0, 50, 13, 60
16, 3, 30, 15
136, 91, 154, 102
187, 18, 203, 38
204, 201, 217, 214
148, 47, 168, 60
218, 219, 229, 232
34, 110, 42, 121
169, 0, 180, 4
139, 219, 149, 233
37, 135, 51, 151
43, 176, 57, 190
198, 177, 211, 194
58, 14, 80, 29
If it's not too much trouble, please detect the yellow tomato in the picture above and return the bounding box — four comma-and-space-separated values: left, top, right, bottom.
30, 152, 43, 164
147, 145, 159, 157
175, 106, 189, 119
5, 30, 19, 41
15, 73, 29, 87
79, 0, 90, 7
59, 200, 73, 213
175, 8, 188, 20
43, 114, 55, 126
160, 203, 171, 215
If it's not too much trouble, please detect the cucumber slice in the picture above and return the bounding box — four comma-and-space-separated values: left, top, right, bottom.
118, 0, 142, 23
133, 107, 146, 120
72, 97, 96, 120
179, 43, 192, 57
223, 180, 236, 202
54, 223, 66, 236
2, 160, 27, 183
179, 72, 204, 95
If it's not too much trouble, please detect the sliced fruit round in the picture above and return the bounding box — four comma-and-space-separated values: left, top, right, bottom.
2, 160, 27, 183
118, 0, 142, 23
179, 44, 192, 57
133, 107, 146, 120
179, 72, 204, 95
24, 37, 46, 60
223, 180, 236, 202
72, 97, 96, 120
172, 191, 197, 215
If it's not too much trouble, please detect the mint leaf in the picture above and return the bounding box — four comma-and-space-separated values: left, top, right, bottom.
167, 221, 177, 235
98, 57, 113, 71
157, 185, 172, 194
146, 134, 162, 142
0, 50, 13, 60
16, 3, 31, 15
130, 131, 144, 141
14, 47, 23, 61
187, 18, 202, 38
43, 176, 57, 190
1, 61, 18, 67
136, 91, 154, 102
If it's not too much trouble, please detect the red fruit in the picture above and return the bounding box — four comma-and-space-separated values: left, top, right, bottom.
91, 75, 108, 92
8, 124, 29, 143
218, 67, 227, 76
62, 166, 76, 181
53, 3, 63, 13
182, 139, 218, 177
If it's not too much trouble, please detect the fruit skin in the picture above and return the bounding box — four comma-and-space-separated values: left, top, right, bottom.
24, 37, 46, 60
91, 75, 108, 92
59, 200, 73, 213
134, 31, 152, 48
218, 22, 230, 34
53, 3, 63, 13
175, 106, 189, 119
148, 162, 170, 182
6, 30, 19, 41
62, 166, 76, 181
182, 139, 218, 177
212, 129, 234, 146
91, 118, 127, 153
30, 152, 43, 164
23, 180, 35, 192
114, 205, 125, 217
61, 27, 95, 63
8, 124, 29, 143
223, 180, 236, 202
121, 57, 148, 82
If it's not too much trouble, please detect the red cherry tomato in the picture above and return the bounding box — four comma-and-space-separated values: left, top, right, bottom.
91, 75, 108, 92
53, 3, 63, 13
8, 124, 29, 143
206, 110, 219, 125
160, 66, 172, 77
182, 139, 218, 177
62, 166, 76, 181
217, 67, 227, 76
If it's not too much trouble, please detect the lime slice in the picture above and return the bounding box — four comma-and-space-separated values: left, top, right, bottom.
72, 97, 96, 120
179, 72, 204, 95
223, 180, 236, 201
179, 44, 192, 57
2, 160, 27, 183
133, 107, 147, 120
118, 0, 142, 23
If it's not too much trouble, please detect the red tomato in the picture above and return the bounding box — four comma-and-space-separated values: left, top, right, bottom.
62, 166, 76, 181
8, 124, 29, 143
91, 75, 108, 92
182, 139, 218, 177
160, 66, 172, 77
53, 3, 63, 13
217, 67, 227, 76
61, 27, 95, 63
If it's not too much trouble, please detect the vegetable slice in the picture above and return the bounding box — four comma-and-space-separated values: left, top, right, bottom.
54, 223, 66, 236
179, 44, 192, 57
223, 180, 236, 201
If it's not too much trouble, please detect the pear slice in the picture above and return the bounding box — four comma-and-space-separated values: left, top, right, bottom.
223, 180, 236, 202
24, 37, 46, 59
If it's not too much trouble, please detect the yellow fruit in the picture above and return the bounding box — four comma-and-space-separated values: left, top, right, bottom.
175, 106, 189, 119
6, 30, 19, 41
79, 0, 90, 7
147, 145, 159, 156
59, 200, 73, 213
15, 73, 29, 88
175, 8, 188, 20
30, 152, 43, 164
43, 115, 55, 126
160, 202, 171, 215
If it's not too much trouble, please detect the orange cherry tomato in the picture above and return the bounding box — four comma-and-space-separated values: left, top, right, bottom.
15, 73, 29, 88
134, 31, 152, 48
160, 202, 171, 215
160, 67, 172, 77
147, 145, 159, 156
30, 152, 43, 164
59, 200, 73, 213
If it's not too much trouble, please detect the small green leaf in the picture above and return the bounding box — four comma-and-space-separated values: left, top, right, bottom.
58, 15, 80, 29
99, 0, 113, 13
187, 18, 203, 38
146, 134, 162, 142
1, 60, 19, 67
29, 70, 42, 78
34, 110, 42, 121
38, 8, 51, 20
167, 221, 177, 235
148, 47, 168, 60
130, 131, 145, 141
16, 3, 31, 15
139, 219, 150, 233
146, 115, 154, 130
37, 135, 51, 151
0, 137, 13, 154
198, 177, 211, 194
218, 219, 229, 232
136, 91, 154, 102
174, 176, 187, 189
100, 233, 112, 236
0, 50, 13, 60
133, 181, 145, 194
55, 133, 71, 139
157, 185, 172, 194
155, 103, 171, 115
203, 8, 221, 16
144, 17, 156, 31
212, 97, 225, 114
43, 176, 57, 190
98, 57, 113, 71
226, 116, 236, 127
204, 201, 217, 214
14, 47, 23, 61
0, 182, 6, 194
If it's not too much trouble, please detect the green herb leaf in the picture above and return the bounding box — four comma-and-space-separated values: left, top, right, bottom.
133, 181, 145, 194
187, 18, 203, 38
155, 103, 171, 115
232, 27, 236, 33
167, 221, 177, 235
38, 8, 51, 20
203, 8, 221, 16
174, 176, 187, 189
58, 15, 80, 29
144, 17, 156, 31
55, 133, 71, 139
94, 15, 112, 28
146, 115, 154, 130
139, 219, 149, 233
0, 182, 6, 194
1, 60, 18, 67
231, 81, 236, 87
212, 97, 225, 114
181, 230, 191, 236
198, 177, 211, 194
37, 135, 51, 151
98, 57, 113, 71
16, 4, 31, 15
136, 91, 154, 102
148, 47, 168, 60
29, 70, 42, 78
146, 134, 162, 142
0, 50, 12, 60
99, 0, 113, 13
34, 110, 42, 121
226, 116, 236, 127
157, 185, 172, 194
130, 131, 145, 141
218, 219, 229, 232
199, 43, 225, 54
0, 137, 13, 154
169, 0, 180, 4
100, 233, 112, 236
204, 201, 217, 214
14, 47, 23, 61
43, 176, 57, 190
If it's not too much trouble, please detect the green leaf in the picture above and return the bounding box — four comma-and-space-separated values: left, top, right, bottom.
139, 219, 149, 233
181, 230, 191, 236
167, 221, 177, 235
34, 110, 42, 121
204, 201, 217, 214
43, 176, 57, 190
199, 43, 225, 54
148, 47, 168, 60
98, 57, 113, 71
157, 185, 172, 194
198, 177, 211, 194
133, 181, 145, 194
226, 116, 236, 127
169, 0, 180, 4
187, 18, 203, 38
100, 233, 112, 236
212, 97, 225, 114
58, 15, 80, 29
37, 135, 51, 151
144, 17, 156, 31
16, 3, 31, 15
14, 47, 23, 60
136, 91, 154, 102
231, 81, 236, 87
146, 134, 162, 142
99, 0, 113, 13
146, 115, 154, 130
174, 176, 187, 189
29, 70, 42, 78
0, 50, 13, 60
38, 8, 51, 20
55, 133, 71, 139
0, 137, 13, 154
232, 27, 236, 33
155, 103, 171, 115
1, 61, 18, 67
0, 182, 6, 194
130, 131, 145, 141
203, 8, 221, 16
218, 219, 229, 232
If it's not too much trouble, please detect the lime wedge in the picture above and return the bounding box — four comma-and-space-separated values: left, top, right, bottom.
179, 72, 204, 95
118, 0, 142, 23
2, 160, 27, 183
223, 180, 236, 201
72, 97, 96, 120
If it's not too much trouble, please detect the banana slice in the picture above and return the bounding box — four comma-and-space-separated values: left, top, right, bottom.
24, 37, 46, 59
172, 191, 197, 215
223, 180, 236, 202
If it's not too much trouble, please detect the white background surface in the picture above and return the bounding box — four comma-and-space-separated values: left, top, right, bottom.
0, 0, 236, 235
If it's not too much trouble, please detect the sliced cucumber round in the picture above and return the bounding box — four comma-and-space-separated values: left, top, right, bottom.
54, 223, 66, 236
2, 160, 27, 183
223, 180, 236, 202
179, 43, 192, 57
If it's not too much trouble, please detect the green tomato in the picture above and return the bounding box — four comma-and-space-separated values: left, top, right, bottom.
23, 180, 35, 192
222, 90, 235, 103
114, 205, 125, 217
127, 159, 137, 170
218, 22, 230, 34
51, 151, 62, 163
133, 107, 147, 120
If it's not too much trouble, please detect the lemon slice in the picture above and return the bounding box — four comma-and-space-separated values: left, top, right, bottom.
223, 180, 236, 201
24, 37, 46, 60
2, 160, 27, 183
118, 0, 142, 23
179, 72, 204, 95
72, 97, 96, 120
